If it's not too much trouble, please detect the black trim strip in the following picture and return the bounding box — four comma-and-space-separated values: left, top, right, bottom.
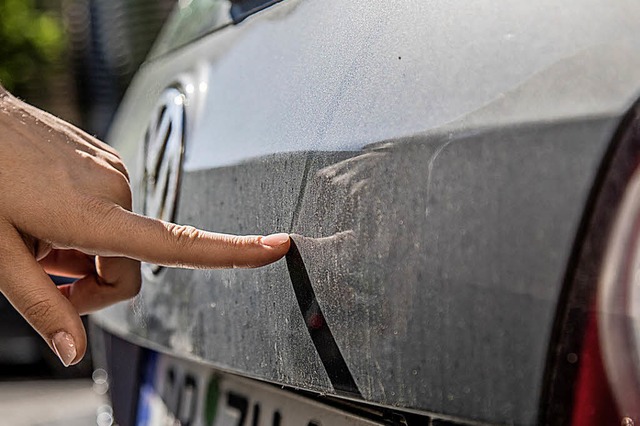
285, 240, 363, 398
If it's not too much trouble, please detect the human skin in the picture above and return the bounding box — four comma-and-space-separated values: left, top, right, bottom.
0, 86, 290, 366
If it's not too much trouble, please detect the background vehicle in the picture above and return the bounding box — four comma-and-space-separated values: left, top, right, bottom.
92, 0, 640, 424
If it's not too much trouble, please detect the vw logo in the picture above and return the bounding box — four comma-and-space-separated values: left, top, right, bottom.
142, 86, 186, 275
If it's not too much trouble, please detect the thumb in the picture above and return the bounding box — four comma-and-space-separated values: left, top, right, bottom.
0, 222, 86, 366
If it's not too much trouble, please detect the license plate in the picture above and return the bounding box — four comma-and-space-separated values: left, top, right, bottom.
136, 352, 383, 426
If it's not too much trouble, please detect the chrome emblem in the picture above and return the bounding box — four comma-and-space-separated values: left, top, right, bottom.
142, 87, 186, 274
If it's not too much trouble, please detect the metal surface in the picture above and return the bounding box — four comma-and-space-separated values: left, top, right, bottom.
94, 0, 640, 424
149, 0, 232, 60
149, 0, 284, 60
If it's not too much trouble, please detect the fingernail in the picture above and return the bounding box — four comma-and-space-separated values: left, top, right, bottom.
52, 331, 76, 367
261, 233, 290, 247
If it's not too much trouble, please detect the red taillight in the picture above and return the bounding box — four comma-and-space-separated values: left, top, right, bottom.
542, 104, 640, 425
572, 312, 618, 425
597, 166, 640, 421
569, 166, 640, 424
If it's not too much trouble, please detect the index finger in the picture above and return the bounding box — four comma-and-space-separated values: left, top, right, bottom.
73, 205, 290, 269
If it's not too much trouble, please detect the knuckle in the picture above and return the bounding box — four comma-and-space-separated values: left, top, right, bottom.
118, 180, 132, 208
167, 224, 201, 248
106, 172, 132, 208
116, 160, 130, 182
230, 235, 248, 247
103, 151, 129, 179
96, 140, 122, 159
22, 297, 55, 326
229, 234, 259, 249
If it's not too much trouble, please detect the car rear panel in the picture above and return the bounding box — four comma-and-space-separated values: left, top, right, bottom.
93, 0, 640, 423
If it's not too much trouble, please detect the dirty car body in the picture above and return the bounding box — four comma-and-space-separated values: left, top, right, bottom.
92, 0, 640, 424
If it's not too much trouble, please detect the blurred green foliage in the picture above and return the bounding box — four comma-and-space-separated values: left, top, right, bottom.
0, 0, 65, 94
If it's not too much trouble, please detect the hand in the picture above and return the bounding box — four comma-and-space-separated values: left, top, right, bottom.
0, 91, 290, 366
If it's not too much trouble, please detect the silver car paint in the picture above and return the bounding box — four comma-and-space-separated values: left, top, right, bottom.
94, 0, 640, 423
